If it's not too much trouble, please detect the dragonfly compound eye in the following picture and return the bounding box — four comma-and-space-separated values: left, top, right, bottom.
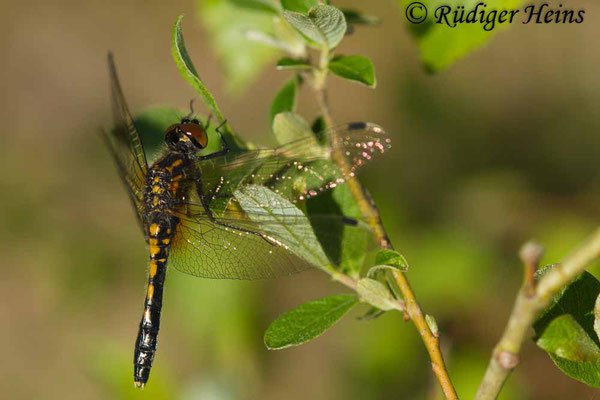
164, 124, 180, 146
180, 122, 208, 149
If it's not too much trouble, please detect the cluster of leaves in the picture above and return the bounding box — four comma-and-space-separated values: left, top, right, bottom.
198, 0, 526, 87
198, 0, 378, 93
135, 9, 409, 352
534, 267, 600, 387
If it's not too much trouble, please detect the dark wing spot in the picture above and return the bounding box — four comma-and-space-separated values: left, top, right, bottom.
348, 121, 367, 131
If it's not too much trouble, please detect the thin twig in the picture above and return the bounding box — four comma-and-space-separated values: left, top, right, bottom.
475, 228, 600, 399
312, 66, 458, 399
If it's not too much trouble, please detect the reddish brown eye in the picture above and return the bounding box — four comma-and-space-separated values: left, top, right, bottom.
165, 124, 179, 134
180, 123, 208, 148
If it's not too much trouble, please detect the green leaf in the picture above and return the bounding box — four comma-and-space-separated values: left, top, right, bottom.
341, 9, 380, 25
536, 315, 600, 387
283, 5, 347, 49
264, 294, 358, 349
234, 185, 329, 267
534, 271, 600, 387
374, 249, 409, 269
328, 55, 376, 87
537, 315, 600, 362
534, 271, 600, 345
356, 278, 397, 311
230, 0, 280, 13
306, 183, 370, 277
280, 0, 318, 13
272, 112, 313, 145
172, 14, 244, 149
172, 15, 224, 123
270, 77, 299, 122
400, 0, 526, 72
276, 57, 312, 70
197, 0, 282, 93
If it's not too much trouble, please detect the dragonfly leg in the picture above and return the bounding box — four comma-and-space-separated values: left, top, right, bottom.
198, 120, 230, 160
195, 182, 276, 246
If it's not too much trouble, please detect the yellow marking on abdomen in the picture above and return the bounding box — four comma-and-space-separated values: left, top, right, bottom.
152, 185, 163, 194
149, 261, 158, 278
147, 284, 154, 300
149, 224, 159, 236
149, 239, 160, 256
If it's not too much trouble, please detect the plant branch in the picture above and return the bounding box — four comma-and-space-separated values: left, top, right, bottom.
475, 228, 600, 399
311, 53, 458, 400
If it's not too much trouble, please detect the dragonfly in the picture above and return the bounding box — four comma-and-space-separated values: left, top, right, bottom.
103, 52, 391, 389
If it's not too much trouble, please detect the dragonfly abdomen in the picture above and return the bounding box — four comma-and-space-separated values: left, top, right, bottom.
134, 153, 188, 388
133, 214, 176, 388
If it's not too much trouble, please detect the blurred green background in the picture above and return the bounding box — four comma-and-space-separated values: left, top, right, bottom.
1, 0, 599, 398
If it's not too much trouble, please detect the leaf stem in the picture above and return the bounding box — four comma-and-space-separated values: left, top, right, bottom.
475, 228, 600, 399
311, 48, 457, 400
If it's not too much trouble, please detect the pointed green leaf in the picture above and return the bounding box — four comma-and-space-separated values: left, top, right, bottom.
536, 314, 600, 387
172, 15, 245, 149
534, 271, 600, 345
537, 314, 600, 362
272, 112, 313, 145
264, 294, 358, 349
276, 57, 312, 70
534, 271, 600, 387
374, 249, 409, 269
172, 15, 224, 123
234, 185, 329, 267
283, 5, 347, 49
270, 77, 299, 122
356, 278, 397, 311
328, 55, 376, 87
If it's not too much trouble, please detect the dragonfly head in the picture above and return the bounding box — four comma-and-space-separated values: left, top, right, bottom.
165, 119, 208, 152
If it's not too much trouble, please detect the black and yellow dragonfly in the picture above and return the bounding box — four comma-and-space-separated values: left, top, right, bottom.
103, 53, 390, 388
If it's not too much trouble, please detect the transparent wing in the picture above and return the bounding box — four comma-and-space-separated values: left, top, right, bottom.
188, 122, 390, 214
169, 201, 373, 280
103, 52, 148, 235
167, 122, 387, 279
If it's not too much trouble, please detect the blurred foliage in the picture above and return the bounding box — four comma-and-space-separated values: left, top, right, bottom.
399, 0, 526, 72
